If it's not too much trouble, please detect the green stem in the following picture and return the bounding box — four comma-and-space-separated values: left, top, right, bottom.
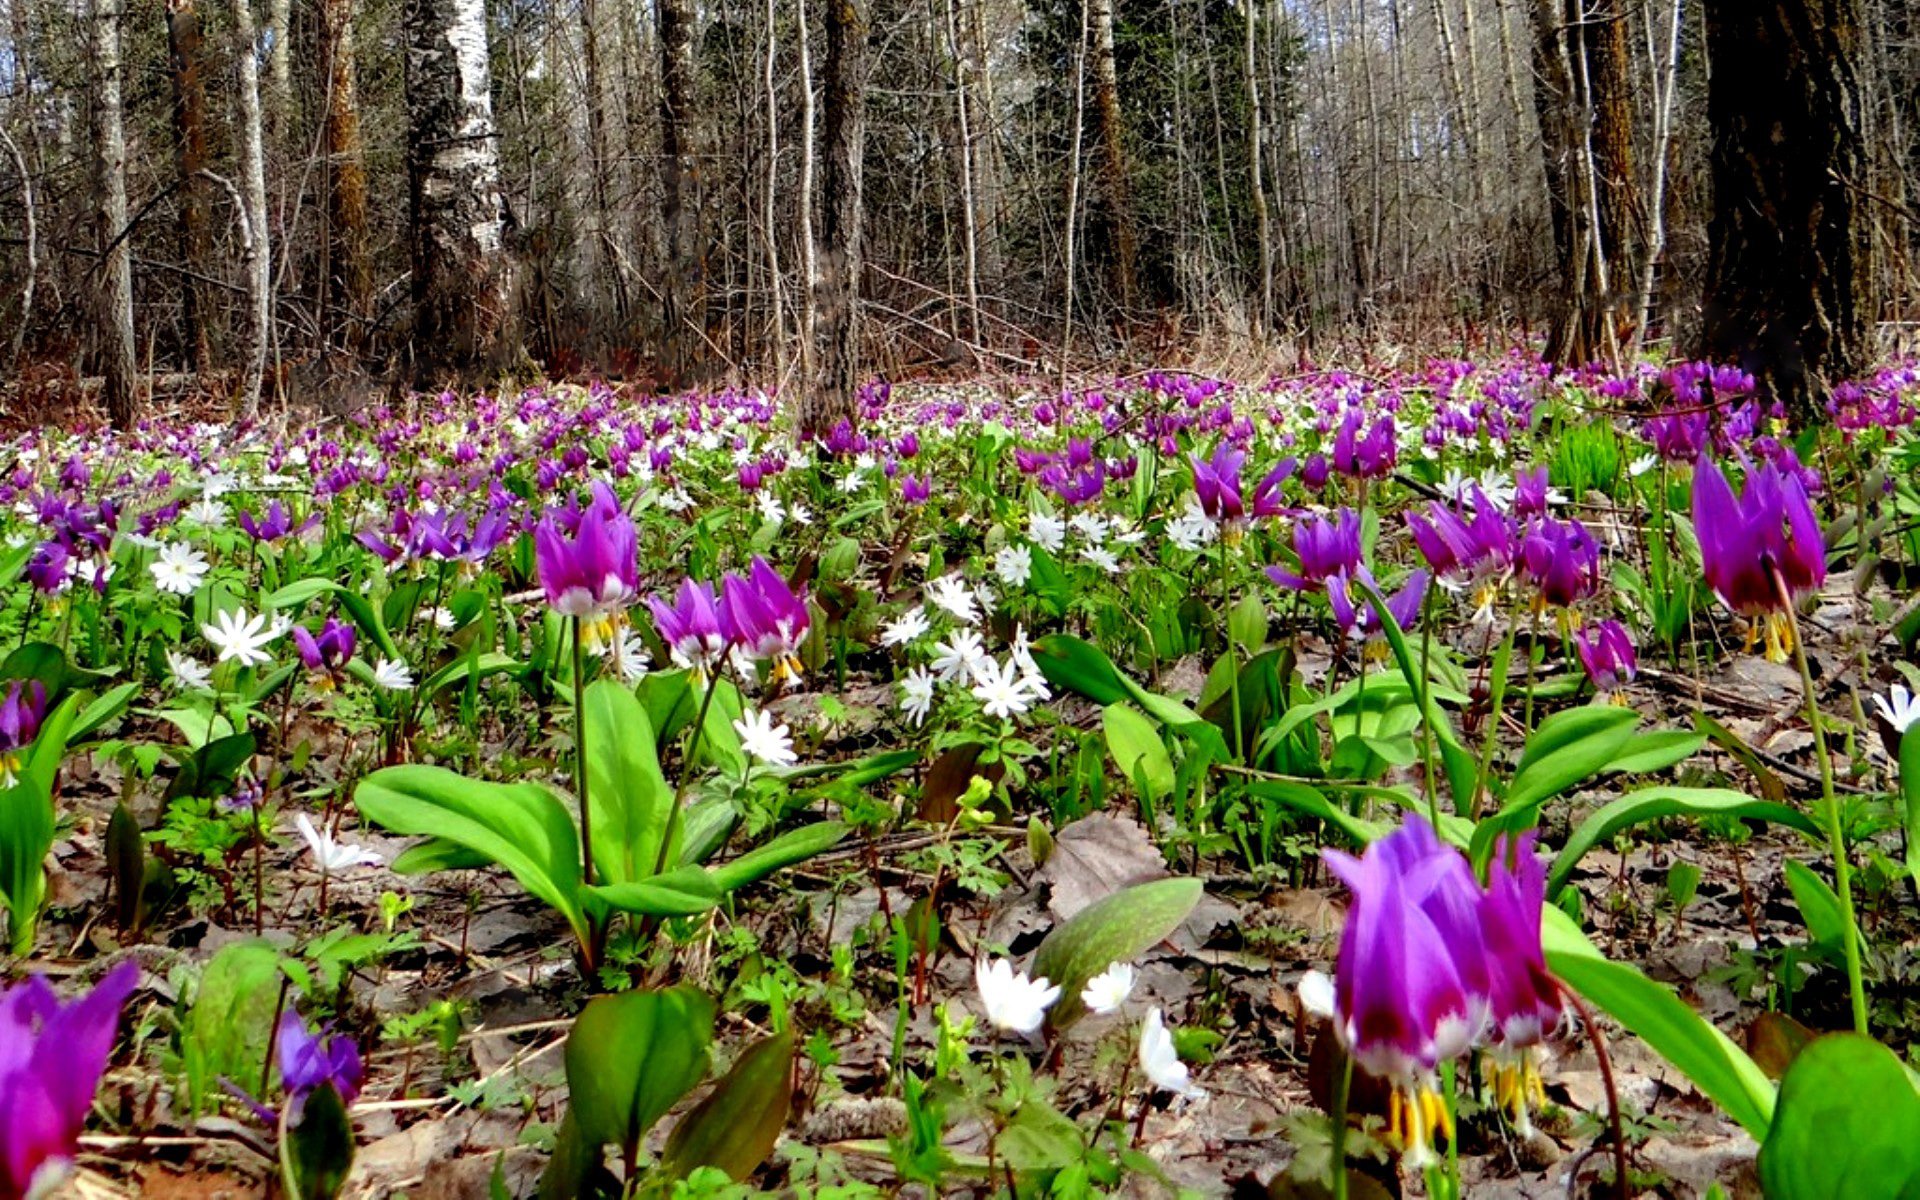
1778, 575, 1869, 1035
1329, 1052, 1352, 1200
1441, 1060, 1461, 1200
1470, 624, 1517, 822
571, 617, 596, 890
653, 668, 725, 878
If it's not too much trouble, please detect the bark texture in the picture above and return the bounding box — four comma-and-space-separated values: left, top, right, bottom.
90, 0, 138, 426
1695, 0, 1872, 423
318, 0, 373, 351
658, 0, 703, 382
404, 0, 518, 379
805, 0, 868, 435
168, 0, 215, 373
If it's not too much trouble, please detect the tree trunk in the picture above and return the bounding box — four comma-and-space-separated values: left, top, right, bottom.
90, 0, 138, 426
1695, 0, 1872, 423
317, 0, 372, 352
658, 0, 702, 383
405, 0, 517, 379
581, 0, 629, 325
762, 0, 787, 376
804, 0, 867, 436
168, 0, 215, 374
232, 0, 272, 414
1244, 0, 1272, 333
1087, 0, 1137, 318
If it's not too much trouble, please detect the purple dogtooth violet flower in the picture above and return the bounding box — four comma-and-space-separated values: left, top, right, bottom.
534, 481, 639, 650
1511, 466, 1552, 518
1248, 457, 1297, 520
291, 618, 357, 691
1519, 515, 1600, 610
1332, 411, 1396, 479
1575, 619, 1637, 698
719, 557, 811, 686
1316, 816, 1490, 1168
1265, 509, 1363, 593
651, 579, 726, 675
1692, 455, 1826, 663
1327, 568, 1429, 652
0, 681, 49, 789
1407, 490, 1518, 623
0, 961, 139, 1199
1190, 443, 1247, 526
1479, 834, 1565, 1135
900, 474, 931, 505
276, 1010, 365, 1121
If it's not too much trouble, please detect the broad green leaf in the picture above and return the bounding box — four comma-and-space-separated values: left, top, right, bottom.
0, 694, 77, 954
1546, 787, 1821, 899
1758, 1033, 1920, 1200
1033, 634, 1227, 759
705, 821, 849, 892
565, 985, 715, 1156
1241, 780, 1388, 847
355, 765, 589, 947
156, 706, 234, 750
585, 865, 721, 918
1033, 877, 1204, 1029
181, 940, 283, 1119
1348, 578, 1477, 810
661, 1031, 795, 1182
1472, 705, 1639, 866
1102, 703, 1175, 802
71, 682, 139, 742
1782, 859, 1851, 953
280, 1082, 355, 1200
415, 651, 522, 703
165, 732, 257, 804
1602, 730, 1706, 776
264, 578, 402, 662
581, 679, 673, 886
1543, 906, 1774, 1136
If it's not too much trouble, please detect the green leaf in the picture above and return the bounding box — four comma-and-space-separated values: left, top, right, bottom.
354, 765, 589, 948
585, 865, 721, 918
1241, 780, 1388, 847
280, 1082, 356, 1200
661, 1031, 795, 1182
1783, 859, 1851, 953
1472, 705, 1640, 866
1602, 730, 1706, 776
0, 694, 78, 954
1033, 634, 1228, 760
165, 732, 257, 804
1546, 787, 1821, 899
1543, 906, 1775, 1136
565, 985, 716, 1157
264, 578, 402, 662
1102, 703, 1175, 802
182, 940, 284, 1119
705, 821, 849, 892
71, 682, 139, 742
1032, 877, 1204, 1029
1347, 577, 1477, 810
581, 679, 673, 886
416, 652, 522, 703
1758, 1033, 1920, 1200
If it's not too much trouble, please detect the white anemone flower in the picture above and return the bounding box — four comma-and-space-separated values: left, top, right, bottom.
1138, 1007, 1206, 1099
1081, 962, 1136, 1015
294, 813, 384, 872
201, 607, 279, 667
371, 658, 415, 691
733, 706, 798, 767
975, 958, 1060, 1035
898, 667, 936, 727
926, 575, 980, 626
970, 657, 1038, 721
1874, 684, 1920, 735
881, 607, 931, 648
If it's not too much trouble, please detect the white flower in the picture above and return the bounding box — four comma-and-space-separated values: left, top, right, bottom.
931, 629, 988, 684
184, 497, 228, 528
1069, 513, 1110, 545
1111, 519, 1147, 547
788, 501, 813, 526
975, 958, 1060, 1034
1029, 512, 1066, 553
1439, 467, 1476, 504
836, 470, 868, 495
1081, 962, 1136, 1015
199, 470, 238, 498
371, 658, 415, 691
881, 607, 931, 648
596, 627, 653, 683
1297, 969, 1336, 1019
1628, 453, 1659, 478
1874, 684, 1920, 735
75, 559, 114, 589
1079, 546, 1121, 574
1165, 500, 1216, 552
898, 666, 936, 727
927, 575, 980, 625
995, 545, 1033, 588
166, 650, 213, 693
1138, 1008, 1206, 1099
757, 492, 787, 526
294, 812, 384, 872
1475, 469, 1517, 512
149, 543, 209, 595
733, 706, 798, 767
201, 607, 279, 667
971, 657, 1038, 721
1010, 627, 1051, 700
659, 488, 695, 514
428, 606, 458, 631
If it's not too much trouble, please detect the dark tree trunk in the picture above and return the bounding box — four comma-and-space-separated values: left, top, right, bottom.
91, 0, 138, 426
168, 0, 215, 374
805, 0, 868, 436
318, 0, 372, 353
1530, 0, 1643, 365
1088, 0, 1138, 318
404, 0, 518, 380
1695, 0, 1872, 424
658, 0, 702, 383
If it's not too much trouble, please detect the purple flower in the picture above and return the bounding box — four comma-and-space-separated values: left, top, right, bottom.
1407, 492, 1516, 585
1643, 409, 1709, 463
1266, 509, 1363, 592
1248, 458, 1297, 520
1575, 620, 1637, 694
719, 558, 810, 683
1300, 453, 1330, 490
1692, 456, 1825, 660
650, 580, 726, 673
1190, 444, 1246, 524
0, 681, 47, 759
900, 474, 931, 505
237, 501, 315, 543
0, 961, 139, 1197
276, 1010, 364, 1119
291, 618, 357, 687
1332, 412, 1396, 479
1321, 817, 1487, 1084
533, 481, 639, 628
1479, 835, 1564, 1133
23, 543, 70, 596
1512, 467, 1552, 518
1519, 516, 1599, 608
1327, 568, 1429, 643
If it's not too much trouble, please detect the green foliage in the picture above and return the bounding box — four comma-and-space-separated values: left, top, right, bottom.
661, 1031, 796, 1183
179, 940, 285, 1120
564, 986, 717, 1161
1758, 1034, 1920, 1199
1031, 877, 1203, 1029
1547, 787, 1821, 899
0, 692, 78, 953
